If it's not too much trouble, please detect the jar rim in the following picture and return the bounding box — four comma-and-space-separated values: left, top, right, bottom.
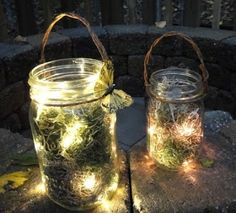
28, 58, 105, 106
148, 67, 207, 103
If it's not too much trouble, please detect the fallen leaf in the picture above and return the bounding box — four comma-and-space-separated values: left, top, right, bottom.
12, 152, 38, 166
0, 171, 30, 193
199, 158, 214, 168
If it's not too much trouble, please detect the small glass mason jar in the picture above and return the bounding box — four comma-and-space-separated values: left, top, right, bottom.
28, 58, 119, 210
144, 32, 208, 170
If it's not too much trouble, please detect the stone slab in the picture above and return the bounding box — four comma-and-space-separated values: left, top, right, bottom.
0, 43, 37, 84
0, 81, 25, 119
117, 97, 146, 147
130, 129, 236, 212
0, 130, 130, 213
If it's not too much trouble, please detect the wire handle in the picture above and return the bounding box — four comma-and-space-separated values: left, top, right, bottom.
40, 12, 109, 63
144, 31, 208, 90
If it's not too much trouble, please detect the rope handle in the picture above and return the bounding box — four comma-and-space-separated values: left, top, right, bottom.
144, 31, 208, 89
40, 12, 109, 63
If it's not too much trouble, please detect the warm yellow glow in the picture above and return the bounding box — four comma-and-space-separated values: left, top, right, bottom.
34, 141, 43, 152
101, 198, 112, 211
173, 116, 202, 144
148, 126, 155, 135
85, 73, 100, 92
83, 174, 96, 190
61, 122, 85, 150
177, 124, 195, 137
180, 159, 198, 184
29, 182, 46, 195
35, 182, 46, 193
107, 173, 119, 192
133, 195, 142, 212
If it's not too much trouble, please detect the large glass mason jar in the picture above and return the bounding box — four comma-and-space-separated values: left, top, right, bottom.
28, 13, 133, 211
28, 58, 120, 210
144, 32, 209, 170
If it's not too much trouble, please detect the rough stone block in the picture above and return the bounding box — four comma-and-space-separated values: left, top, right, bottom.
165, 56, 199, 71
115, 75, 144, 96
18, 102, 30, 130
0, 128, 33, 174
206, 63, 230, 91
0, 81, 25, 119
217, 38, 236, 72
230, 73, 236, 99
0, 61, 5, 89
128, 55, 145, 78
110, 55, 127, 78
128, 55, 164, 78
147, 26, 183, 57
0, 43, 37, 84
0, 113, 22, 132
59, 27, 108, 58
26, 32, 72, 62
106, 25, 148, 55
205, 86, 236, 117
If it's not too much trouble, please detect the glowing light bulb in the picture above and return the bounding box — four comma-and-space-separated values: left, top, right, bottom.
83, 174, 96, 190
61, 122, 84, 150
148, 126, 155, 135
101, 198, 112, 211
29, 182, 46, 195
179, 126, 194, 137
35, 182, 46, 193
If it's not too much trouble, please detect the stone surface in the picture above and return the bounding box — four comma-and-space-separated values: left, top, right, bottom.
230, 73, 236, 99
147, 26, 183, 57
0, 128, 33, 174
206, 63, 231, 91
110, 55, 128, 78
128, 55, 145, 78
0, 61, 5, 90
115, 75, 144, 96
204, 111, 233, 135
0, 147, 131, 213
205, 86, 236, 117
165, 56, 199, 71
106, 25, 148, 55
59, 27, 108, 58
18, 102, 30, 130
117, 97, 146, 147
0, 81, 25, 119
130, 133, 236, 213
0, 113, 22, 132
26, 32, 72, 62
128, 55, 165, 78
217, 38, 236, 72
219, 120, 236, 145
0, 43, 37, 84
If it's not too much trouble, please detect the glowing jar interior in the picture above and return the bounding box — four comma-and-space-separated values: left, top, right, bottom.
28, 58, 119, 211
147, 67, 205, 170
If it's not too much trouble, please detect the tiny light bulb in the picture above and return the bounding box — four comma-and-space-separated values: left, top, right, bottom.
83, 174, 96, 190
148, 126, 155, 135
35, 182, 46, 193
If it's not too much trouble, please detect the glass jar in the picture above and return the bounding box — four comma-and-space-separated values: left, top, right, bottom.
28, 58, 119, 210
147, 68, 205, 169
144, 32, 208, 170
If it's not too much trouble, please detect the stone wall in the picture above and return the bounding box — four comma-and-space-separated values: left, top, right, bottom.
1, 25, 236, 132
